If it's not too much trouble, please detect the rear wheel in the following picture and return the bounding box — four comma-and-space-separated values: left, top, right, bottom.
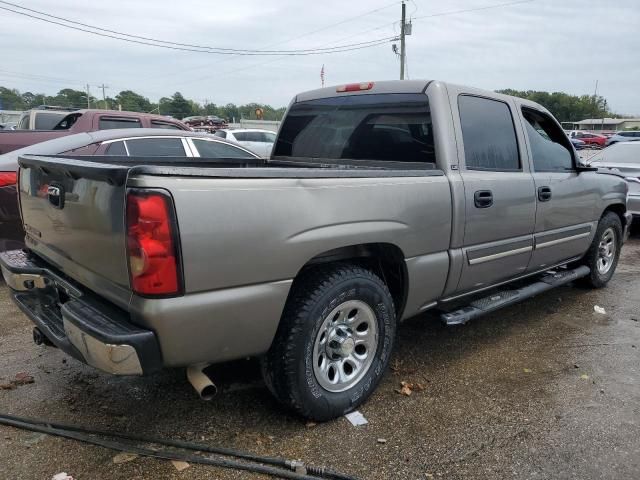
262, 264, 396, 421
579, 212, 622, 288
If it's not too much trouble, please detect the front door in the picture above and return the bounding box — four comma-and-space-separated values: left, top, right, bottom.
519, 108, 599, 271
454, 94, 537, 293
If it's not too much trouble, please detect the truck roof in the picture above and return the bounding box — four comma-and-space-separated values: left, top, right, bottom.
292, 79, 553, 116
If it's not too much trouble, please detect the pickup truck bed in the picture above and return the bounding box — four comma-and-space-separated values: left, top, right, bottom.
1, 79, 631, 421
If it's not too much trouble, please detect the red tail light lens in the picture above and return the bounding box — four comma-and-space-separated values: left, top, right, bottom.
126, 190, 182, 296
0, 172, 17, 187
336, 82, 374, 93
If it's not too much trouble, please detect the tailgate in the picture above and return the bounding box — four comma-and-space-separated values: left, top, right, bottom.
17, 155, 132, 307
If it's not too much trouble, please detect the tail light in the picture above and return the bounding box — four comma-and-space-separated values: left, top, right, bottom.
336, 82, 374, 93
126, 189, 182, 296
0, 172, 17, 187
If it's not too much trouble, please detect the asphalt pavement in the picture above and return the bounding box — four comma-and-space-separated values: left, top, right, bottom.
1, 235, 639, 479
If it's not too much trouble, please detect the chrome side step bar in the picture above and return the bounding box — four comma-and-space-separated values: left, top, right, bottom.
439, 265, 590, 326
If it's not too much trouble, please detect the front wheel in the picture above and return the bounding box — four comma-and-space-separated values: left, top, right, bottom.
579, 212, 622, 288
262, 264, 396, 421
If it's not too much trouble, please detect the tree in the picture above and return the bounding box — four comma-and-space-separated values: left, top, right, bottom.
115, 90, 153, 112
49, 88, 93, 109
496, 89, 613, 122
163, 92, 193, 119
0, 87, 25, 110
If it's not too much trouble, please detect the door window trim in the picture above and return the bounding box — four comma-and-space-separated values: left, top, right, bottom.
457, 94, 522, 173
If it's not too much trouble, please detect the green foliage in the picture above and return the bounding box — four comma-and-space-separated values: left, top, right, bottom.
115, 90, 153, 112
1, 85, 286, 121
496, 89, 615, 122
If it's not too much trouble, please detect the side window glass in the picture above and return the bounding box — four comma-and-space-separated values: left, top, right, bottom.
522, 109, 574, 172
125, 138, 186, 156
150, 121, 182, 130
99, 117, 142, 130
458, 95, 520, 171
192, 139, 254, 159
104, 141, 127, 156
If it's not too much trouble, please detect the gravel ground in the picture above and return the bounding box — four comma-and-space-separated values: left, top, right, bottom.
1, 234, 639, 480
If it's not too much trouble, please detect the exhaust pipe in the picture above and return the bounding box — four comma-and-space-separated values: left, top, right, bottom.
186, 364, 217, 400
33, 327, 54, 347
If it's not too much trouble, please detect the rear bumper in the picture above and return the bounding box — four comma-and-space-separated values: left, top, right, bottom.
0, 250, 162, 375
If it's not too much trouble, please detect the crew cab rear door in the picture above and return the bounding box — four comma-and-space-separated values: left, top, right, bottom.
518, 107, 598, 271
450, 91, 536, 293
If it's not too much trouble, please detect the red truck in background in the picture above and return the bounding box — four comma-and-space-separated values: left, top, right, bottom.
0, 109, 190, 154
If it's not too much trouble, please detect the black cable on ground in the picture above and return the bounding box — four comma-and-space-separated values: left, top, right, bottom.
0, 413, 358, 480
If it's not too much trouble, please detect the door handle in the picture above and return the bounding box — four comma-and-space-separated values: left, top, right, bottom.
538, 186, 552, 202
474, 190, 493, 208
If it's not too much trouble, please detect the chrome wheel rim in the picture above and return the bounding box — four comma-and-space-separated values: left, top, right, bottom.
596, 227, 616, 275
312, 300, 379, 393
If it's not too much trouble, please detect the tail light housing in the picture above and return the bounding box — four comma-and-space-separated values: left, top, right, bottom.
0, 172, 17, 188
126, 189, 182, 297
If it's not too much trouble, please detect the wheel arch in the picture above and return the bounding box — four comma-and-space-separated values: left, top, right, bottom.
294, 242, 409, 319
602, 202, 626, 228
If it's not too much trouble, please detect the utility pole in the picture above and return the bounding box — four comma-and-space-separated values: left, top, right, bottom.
98, 84, 109, 109
86, 84, 91, 109
400, 1, 406, 80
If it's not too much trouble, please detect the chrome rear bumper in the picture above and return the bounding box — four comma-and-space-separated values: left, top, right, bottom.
0, 250, 162, 375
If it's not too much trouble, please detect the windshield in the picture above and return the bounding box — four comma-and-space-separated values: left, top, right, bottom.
590, 143, 640, 164
273, 93, 435, 164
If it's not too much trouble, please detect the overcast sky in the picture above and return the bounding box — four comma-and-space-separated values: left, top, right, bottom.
1, 0, 639, 114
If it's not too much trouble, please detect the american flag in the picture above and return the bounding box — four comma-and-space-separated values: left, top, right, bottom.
320, 64, 325, 87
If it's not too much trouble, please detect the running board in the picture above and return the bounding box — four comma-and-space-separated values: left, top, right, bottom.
439, 265, 590, 326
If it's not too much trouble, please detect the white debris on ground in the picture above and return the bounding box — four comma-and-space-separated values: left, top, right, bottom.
594, 305, 607, 314
344, 410, 368, 426
51, 474, 74, 480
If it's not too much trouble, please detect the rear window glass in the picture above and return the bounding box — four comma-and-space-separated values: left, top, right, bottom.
214, 130, 227, 138
34, 112, 67, 130
99, 117, 142, 130
458, 95, 520, 171
273, 93, 435, 164
125, 138, 185, 156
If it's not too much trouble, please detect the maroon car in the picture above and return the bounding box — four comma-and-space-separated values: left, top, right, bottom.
0, 129, 259, 251
0, 109, 189, 155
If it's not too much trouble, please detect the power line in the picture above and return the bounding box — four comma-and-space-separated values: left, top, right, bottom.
0, 1, 396, 55
412, 0, 535, 20
149, 1, 401, 82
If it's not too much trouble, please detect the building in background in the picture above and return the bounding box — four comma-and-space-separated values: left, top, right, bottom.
572, 118, 640, 131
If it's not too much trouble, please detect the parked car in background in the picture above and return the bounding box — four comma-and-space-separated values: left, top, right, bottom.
1, 80, 630, 421
215, 128, 277, 158
15, 107, 76, 130
588, 142, 640, 220
570, 137, 586, 149
0, 129, 259, 251
0, 109, 189, 155
182, 115, 227, 132
605, 131, 640, 146
569, 131, 607, 147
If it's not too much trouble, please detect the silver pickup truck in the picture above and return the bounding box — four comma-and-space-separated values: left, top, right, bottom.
1, 80, 631, 421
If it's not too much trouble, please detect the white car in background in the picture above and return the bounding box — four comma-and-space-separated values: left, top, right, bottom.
214, 128, 276, 158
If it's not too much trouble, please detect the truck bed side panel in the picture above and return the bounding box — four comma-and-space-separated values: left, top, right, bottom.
130, 174, 453, 294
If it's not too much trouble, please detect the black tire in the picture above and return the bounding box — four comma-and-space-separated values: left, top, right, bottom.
262, 263, 396, 421
579, 212, 622, 288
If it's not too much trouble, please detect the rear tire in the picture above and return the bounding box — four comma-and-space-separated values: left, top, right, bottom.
262, 263, 396, 421
579, 212, 622, 288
